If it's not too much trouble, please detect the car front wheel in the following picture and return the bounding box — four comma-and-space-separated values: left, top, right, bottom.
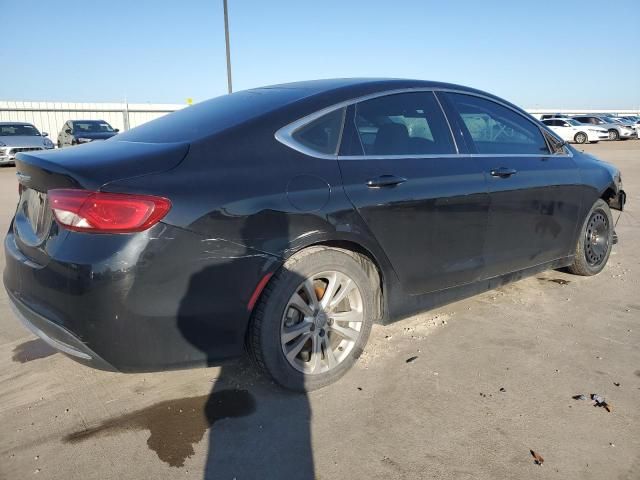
574, 132, 588, 144
568, 199, 614, 276
248, 247, 376, 391
608, 129, 620, 141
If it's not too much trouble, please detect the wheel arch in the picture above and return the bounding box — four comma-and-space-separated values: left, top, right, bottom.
600, 183, 625, 211
247, 236, 391, 340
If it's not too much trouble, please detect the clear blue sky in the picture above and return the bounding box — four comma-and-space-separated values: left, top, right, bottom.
2, 0, 639, 108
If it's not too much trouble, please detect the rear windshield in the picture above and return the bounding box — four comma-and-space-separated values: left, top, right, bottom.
116, 88, 312, 143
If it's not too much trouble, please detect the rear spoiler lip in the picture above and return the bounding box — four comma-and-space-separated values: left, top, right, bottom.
14, 140, 190, 193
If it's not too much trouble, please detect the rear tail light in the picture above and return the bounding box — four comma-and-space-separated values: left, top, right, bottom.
48, 189, 171, 233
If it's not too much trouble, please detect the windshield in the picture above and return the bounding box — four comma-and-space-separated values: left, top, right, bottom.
73, 121, 115, 133
0, 124, 41, 136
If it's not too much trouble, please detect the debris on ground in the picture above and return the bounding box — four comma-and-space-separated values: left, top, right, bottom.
614, 382, 621, 387
499, 387, 506, 392
405, 356, 418, 363
572, 394, 587, 400
591, 394, 613, 412
530, 450, 544, 465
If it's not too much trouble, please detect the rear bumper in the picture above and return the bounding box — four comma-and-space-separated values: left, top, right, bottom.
7, 290, 115, 370
3, 222, 282, 372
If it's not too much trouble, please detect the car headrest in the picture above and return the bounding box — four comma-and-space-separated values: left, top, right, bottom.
374, 123, 409, 155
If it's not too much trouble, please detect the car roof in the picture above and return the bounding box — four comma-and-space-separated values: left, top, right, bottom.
116, 78, 527, 144
256, 78, 503, 102
0, 121, 35, 126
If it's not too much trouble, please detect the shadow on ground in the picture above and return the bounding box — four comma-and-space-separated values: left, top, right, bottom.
64, 212, 315, 478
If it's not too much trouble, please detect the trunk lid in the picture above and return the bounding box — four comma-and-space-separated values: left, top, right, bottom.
12, 140, 189, 266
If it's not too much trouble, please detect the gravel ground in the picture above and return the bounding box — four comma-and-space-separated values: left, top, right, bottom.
0, 141, 638, 480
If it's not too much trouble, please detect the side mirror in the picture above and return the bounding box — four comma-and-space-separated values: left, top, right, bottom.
114, 128, 120, 133
65, 129, 72, 134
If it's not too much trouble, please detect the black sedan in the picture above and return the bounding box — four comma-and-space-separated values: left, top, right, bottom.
57, 120, 119, 148
4, 79, 625, 391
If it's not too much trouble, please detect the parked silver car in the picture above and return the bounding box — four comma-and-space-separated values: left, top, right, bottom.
0, 122, 55, 165
572, 115, 637, 141
610, 116, 640, 138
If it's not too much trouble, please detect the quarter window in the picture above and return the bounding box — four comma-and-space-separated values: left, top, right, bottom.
446, 93, 550, 155
291, 107, 345, 155
353, 92, 455, 156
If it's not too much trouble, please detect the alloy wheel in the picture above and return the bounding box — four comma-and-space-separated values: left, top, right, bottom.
280, 271, 364, 375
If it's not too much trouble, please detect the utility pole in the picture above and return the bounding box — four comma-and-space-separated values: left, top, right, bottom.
223, 0, 233, 93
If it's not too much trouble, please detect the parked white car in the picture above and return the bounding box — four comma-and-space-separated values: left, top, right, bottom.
541, 118, 608, 144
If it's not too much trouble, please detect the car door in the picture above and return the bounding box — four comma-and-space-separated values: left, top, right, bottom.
557, 120, 579, 141
338, 91, 490, 294
441, 92, 582, 278
544, 120, 570, 141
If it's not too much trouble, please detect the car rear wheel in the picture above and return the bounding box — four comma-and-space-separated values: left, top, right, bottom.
574, 132, 588, 144
248, 247, 376, 391
608, 129, 619, 141
568, 199, 613, 276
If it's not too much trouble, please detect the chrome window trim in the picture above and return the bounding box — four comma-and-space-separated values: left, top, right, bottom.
274, 87, 573, 160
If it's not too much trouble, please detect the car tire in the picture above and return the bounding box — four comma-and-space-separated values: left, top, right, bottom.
608, 129, 619, 141
567, 199, 613, 276
248, 247, 376, 391
574, 132, 588, 144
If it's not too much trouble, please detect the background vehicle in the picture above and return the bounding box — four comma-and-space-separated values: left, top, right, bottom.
4, 79, 625, 391
540, 113, 571, 120
541, 118, 607, 144
572, 115, 637, 141
0, 122, 54, 165
610, 116, 640, 137
620, 115, 640, 124
57, 120, 119, 148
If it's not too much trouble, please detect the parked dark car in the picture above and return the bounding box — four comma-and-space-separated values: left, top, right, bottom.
4, 79, 625, 391
57, 120, 119, 148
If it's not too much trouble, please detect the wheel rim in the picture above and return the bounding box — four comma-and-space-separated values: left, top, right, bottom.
576, 133, 587, 143
280, 271, 364, 375
609, 130, 617, 140
584, 210, 610, 266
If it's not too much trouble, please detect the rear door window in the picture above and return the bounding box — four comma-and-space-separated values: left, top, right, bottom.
446, 93, 550, 155
353, 92, 455, 156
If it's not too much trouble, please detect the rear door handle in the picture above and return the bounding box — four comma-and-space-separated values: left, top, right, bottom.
366, 175, 408, 188
490, 167, 517, 178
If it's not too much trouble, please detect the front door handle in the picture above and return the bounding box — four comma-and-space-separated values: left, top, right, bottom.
366, 175, 408, 188
490, 167, 517, 178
